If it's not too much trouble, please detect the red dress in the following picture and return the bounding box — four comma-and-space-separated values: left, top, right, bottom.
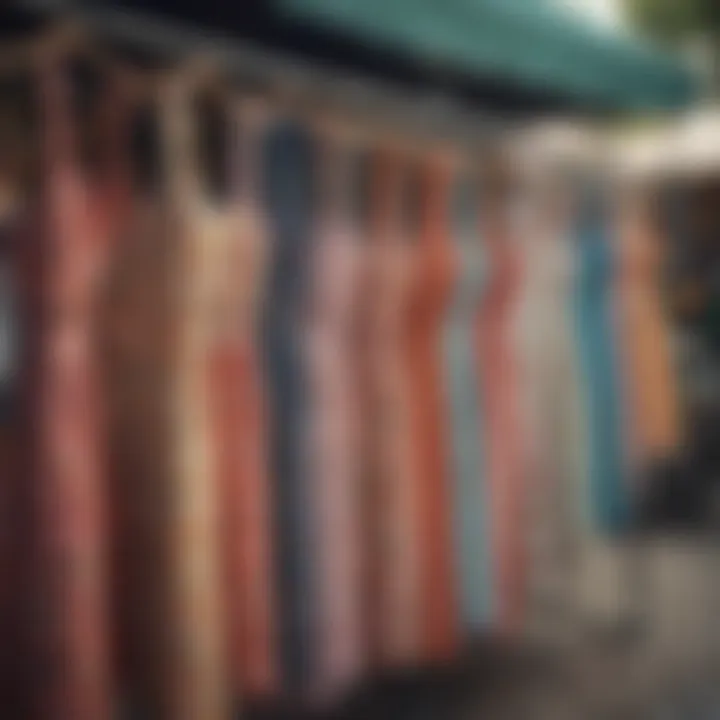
362, 151, 422, 668
405, 161, 458, 661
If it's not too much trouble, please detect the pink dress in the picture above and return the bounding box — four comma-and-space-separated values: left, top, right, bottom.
305, 134, 364, 700
26, 60, 130, 720
477, 198, 527, 634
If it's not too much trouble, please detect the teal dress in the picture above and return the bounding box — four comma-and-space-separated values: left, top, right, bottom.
574, 197, 630, 533
443, 179, 494, 630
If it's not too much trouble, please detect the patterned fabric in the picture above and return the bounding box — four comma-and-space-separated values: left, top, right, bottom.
443, 176, 494, 632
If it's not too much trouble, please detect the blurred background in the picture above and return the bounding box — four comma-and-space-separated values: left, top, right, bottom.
1, 1, 720, 719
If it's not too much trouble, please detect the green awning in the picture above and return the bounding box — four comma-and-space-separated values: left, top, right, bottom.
273, 0, 696, 111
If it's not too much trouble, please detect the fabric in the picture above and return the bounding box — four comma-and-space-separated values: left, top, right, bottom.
16, 62, 131, 720
362, 151, 421, 668
616, 197, 683, 469
477, 193, 527, 634
261, 119, 318, 694
443, 176, 494, 632
573, 192, 629, 534
512, 201, 588, 645
0, 62, 132, 720
406, 161, 459, 661
209, 111, 277, 700
615, 196, 689, 531
304, 137, 364, 702
102, 79, 228, 720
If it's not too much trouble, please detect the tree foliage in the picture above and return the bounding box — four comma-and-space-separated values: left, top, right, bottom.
625, 0, 720, 46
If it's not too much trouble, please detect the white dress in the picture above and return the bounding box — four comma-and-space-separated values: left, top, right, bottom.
513, 223, 588, 647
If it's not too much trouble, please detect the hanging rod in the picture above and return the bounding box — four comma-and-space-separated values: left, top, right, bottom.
11, 0, 515, 155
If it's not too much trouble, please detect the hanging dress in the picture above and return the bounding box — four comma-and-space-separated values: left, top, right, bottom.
208, 101, 277, 701
304, 128, 365, 701
573, 192, 630, 534
443, 175, 494, 633
362, 151, 421, 668
615, 195, 684, 518
477, 190, 527, 634
102, 74, 228, 720
261, 119, 319, 695
406, 159, 459, 661
5, 56, 134, 720
513, 201, 588, 645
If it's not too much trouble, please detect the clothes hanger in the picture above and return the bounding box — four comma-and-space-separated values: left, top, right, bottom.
0, 20, 518, 185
